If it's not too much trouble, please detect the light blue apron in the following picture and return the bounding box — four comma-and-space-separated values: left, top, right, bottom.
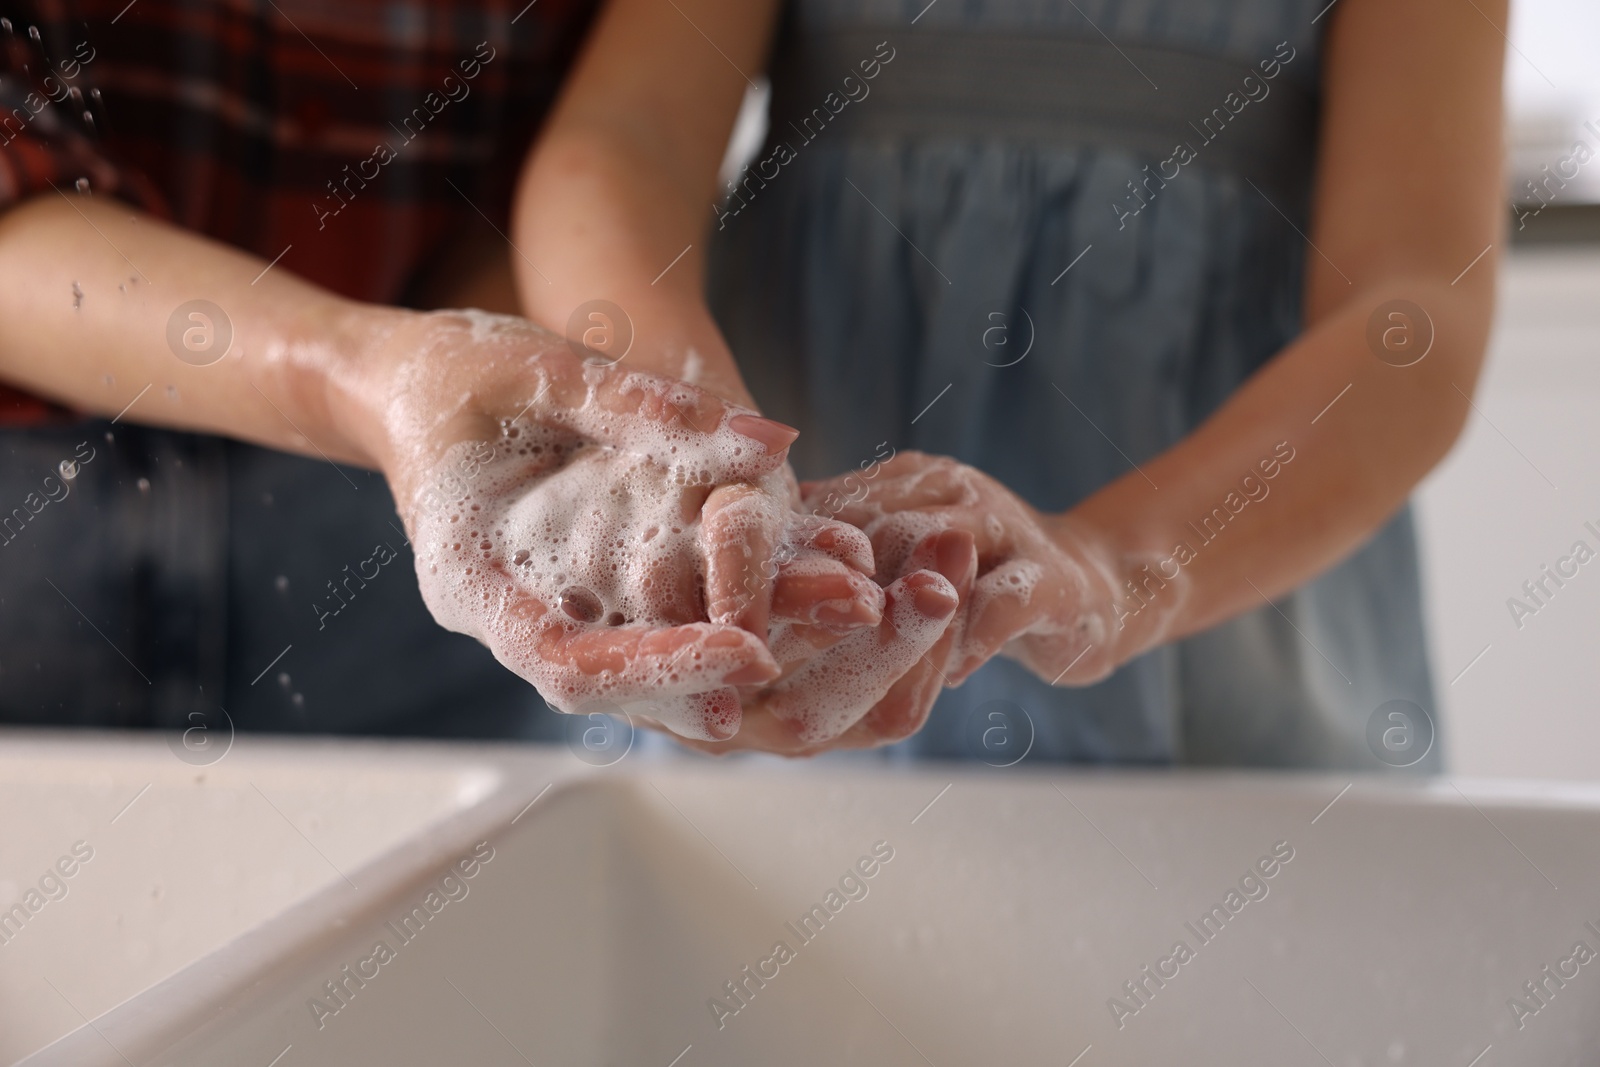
707, 0, 1439, 770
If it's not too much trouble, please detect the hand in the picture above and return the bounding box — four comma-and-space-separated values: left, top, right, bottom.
672, 527, 975, 757
803, 452, 1179, 690
362, 310, 879, 741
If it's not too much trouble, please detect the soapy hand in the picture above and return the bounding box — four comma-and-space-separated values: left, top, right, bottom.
376, 311, 882, 741
801, 452, 1166, 691
672, 449, 1155, 758
671, 526, 975, 757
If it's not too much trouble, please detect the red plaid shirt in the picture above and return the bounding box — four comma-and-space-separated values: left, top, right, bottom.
0, 0, 598, 423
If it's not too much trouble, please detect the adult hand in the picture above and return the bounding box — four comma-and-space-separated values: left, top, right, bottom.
365, 310, 880, 741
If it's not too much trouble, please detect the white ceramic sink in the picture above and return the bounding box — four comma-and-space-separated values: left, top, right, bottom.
6, 731, 1600, 1065
0, 731, 501, 1064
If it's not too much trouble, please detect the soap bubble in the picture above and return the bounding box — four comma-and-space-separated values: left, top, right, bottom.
557, 585, 604, 623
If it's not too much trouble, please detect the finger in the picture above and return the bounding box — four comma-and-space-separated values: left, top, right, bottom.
853, 657, 945, 743
566, 367, 798, 481
862, 501, 1037, 580
685, 703, 818, 755
700, 484, 785, 637
770, 555, 884, 631
899, 527, 979, 677
525, 620, 779, 711
949, 561, 1051, 683
802, 452, 968, 520
765, 569, 959, 743
624, 687, 743, 742
677, 700, 884, 758
785, 514, 876, 575
854, 530, 978, 741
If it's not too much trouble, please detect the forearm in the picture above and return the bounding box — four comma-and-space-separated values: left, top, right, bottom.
1063, 274, 1492, 659
513, 136, 747, 401
510, 0, 779, 408
0, 194, 391, 466
1062, 0, 1505, 668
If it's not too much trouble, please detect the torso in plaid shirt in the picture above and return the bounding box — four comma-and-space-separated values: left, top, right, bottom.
0, 0, 599, 421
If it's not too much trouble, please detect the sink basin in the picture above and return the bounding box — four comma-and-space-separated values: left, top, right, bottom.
7, 732, 1600, 1065
0, 730, 500, 1064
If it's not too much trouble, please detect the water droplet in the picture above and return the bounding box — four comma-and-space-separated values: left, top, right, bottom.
71, 281, 83, 311
274, 575, 289, 594
136, 477, 150, 493
277, 672, 291, 688
27, 25, 40, 42
557, 586, 603, 624
104, 431, 114, 444
511, 549, 530, 566
291, 692, 305, 708
73, 177, 89, 194
58, 459, 78, 481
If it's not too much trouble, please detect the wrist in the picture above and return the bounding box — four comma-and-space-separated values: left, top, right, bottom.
1048, 509, 1191, 672
269, 298, 417, 473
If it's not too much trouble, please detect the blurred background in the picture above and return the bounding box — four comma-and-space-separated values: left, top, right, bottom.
1415, 0, 1600, 778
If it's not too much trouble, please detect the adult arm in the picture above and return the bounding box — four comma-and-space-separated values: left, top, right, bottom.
0, 196, 799, 714
0, 195, 387, 464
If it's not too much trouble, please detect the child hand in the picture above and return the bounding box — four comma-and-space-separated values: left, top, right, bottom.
804, 452, 1168, 690
665, 527, 974, 756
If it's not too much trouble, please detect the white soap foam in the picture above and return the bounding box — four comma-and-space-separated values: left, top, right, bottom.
411, 429, 762, 738
397, 318, 1008, 743
763, 573, 956, 743
398, 319, 805, 740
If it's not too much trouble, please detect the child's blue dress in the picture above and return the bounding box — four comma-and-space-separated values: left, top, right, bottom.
709, 0, 1439, 770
